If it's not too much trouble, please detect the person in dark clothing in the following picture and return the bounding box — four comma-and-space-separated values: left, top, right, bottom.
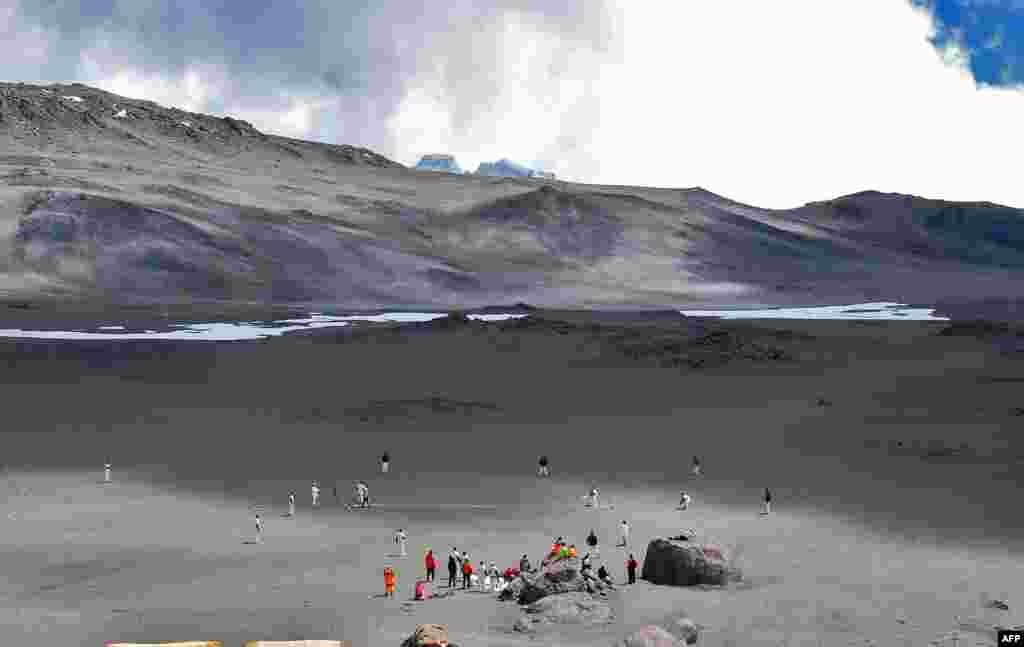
447, 549, 459, 588
580, 553, 593, 573
586, 528, 598, 554
626, 554, 638, 584
597, 564, 614, 587
519, 554, 531, 574
762, 488, 772, 514
537, 455, 550, 477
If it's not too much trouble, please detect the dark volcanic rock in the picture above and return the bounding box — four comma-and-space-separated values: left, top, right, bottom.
641, 538, 742, 587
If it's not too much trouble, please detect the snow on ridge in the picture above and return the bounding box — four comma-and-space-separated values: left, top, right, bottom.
62, 96, 84, 103
113, 109, 128, 119
180, 121, 193, 128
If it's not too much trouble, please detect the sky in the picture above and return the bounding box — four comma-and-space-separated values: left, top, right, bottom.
3, 0, 1023, 209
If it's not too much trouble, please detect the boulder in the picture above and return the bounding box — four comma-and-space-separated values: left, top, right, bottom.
619, 625, 684, 647
520, 592, 613, 628
616, 614, 699, 647
399, 623, 449, 647
500, 557, 608, 604
641, 538, 741, 587
662, 615, 699, 645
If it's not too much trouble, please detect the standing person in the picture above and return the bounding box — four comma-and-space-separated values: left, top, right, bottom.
254, 513, 263, 543
679, 491, 692, 510
537, 455, 549, 477
424, 549, 437, 582
461, 555, 473, 589
311, 481, 320, 507
692, 455, 701, 478
618, 520, 630, 547
333, 484, 338, 503
395, 528, 408, 557
381, 452, 390, 474
626, 554, 638, 584
761, 488, 772, 515
587, 487, 600, 508
586, 529, 599, 556
103, 460, 112, 484
519, 554, 531, 574
383, 566, 396, 598
597, 564, 614, 587
447, 549, 459, 588
288, 491, 296, 517
480, 561, 490, 591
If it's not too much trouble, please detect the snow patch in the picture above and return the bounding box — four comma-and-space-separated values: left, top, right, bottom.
180, 121, 193, 128
113, 109, 128, 119
62, 96, 84, 103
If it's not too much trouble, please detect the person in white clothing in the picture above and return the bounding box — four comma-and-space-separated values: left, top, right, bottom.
679, 491, 692, 510
395, 528, 408, 557
311, 481, 320, 507
255, 513, 263, 543
103, 461, 111, 484
587, 487, 600, 508
288, 491, 296, 517
381, 452, 390, 474
618, 520, 630, 547
692, 456, 701, 478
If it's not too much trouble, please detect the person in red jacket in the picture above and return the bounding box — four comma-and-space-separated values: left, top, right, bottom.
424, 549, 437, 582
626, 554, 638, 584
461, 555, 473, 589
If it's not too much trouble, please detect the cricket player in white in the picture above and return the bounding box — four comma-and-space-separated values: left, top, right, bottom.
288, 491, 296, 517
255, 513, 263, 543
104, 461, 111, 483
587, 487, 599, 508
311, 481, 320, 507
381, 453, 390, 474
395, 528, 408, 556
618, 520, 630, 547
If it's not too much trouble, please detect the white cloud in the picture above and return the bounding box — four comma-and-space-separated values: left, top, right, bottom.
87, 62, 227, 114
389, 1, 1024, 208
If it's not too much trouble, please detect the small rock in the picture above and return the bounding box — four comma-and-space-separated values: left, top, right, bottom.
986, 599, 1010, 611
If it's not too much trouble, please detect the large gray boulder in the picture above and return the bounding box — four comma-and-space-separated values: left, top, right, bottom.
641, 538, 741, 587
516, 592, 614, 630
499, 557, 609, 604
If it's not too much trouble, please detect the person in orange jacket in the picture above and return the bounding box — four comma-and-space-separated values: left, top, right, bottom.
567, 544, 578, 558
424, 549, 437, 582
384, 566, 397, 598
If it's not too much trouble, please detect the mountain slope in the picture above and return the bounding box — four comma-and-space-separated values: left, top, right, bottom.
2, 82, 1023, 309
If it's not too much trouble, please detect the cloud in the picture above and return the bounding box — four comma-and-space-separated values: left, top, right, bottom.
5, 1, 1024, 209
910, 0, 1024, 87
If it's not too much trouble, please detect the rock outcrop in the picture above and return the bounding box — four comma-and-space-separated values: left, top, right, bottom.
641, 538, 741, 587
499, 557, 609, 604
415, 154, 464, 174
400, 623, 454, 647
475, 158, 536, 178
615, 612, 699, 646
514, 591, 613, 631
